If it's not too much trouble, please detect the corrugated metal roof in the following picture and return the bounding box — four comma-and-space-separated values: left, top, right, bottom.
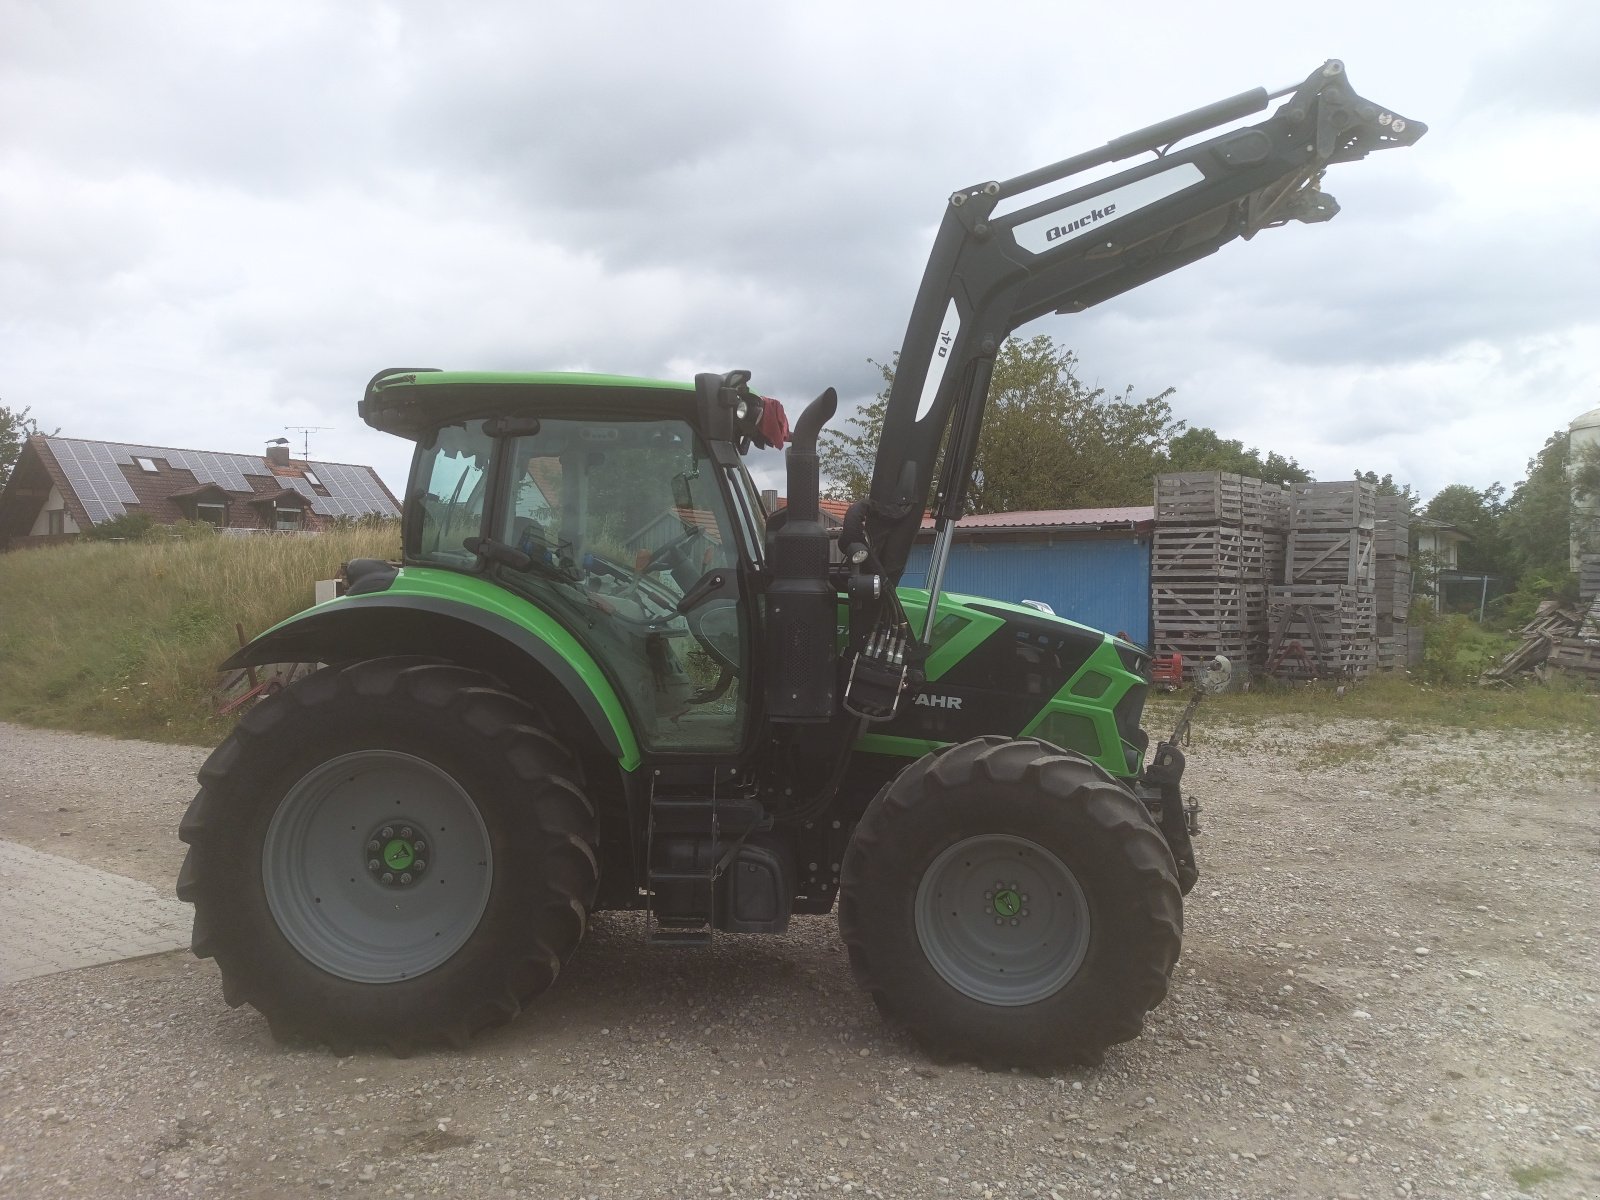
919, 506, 1154, 533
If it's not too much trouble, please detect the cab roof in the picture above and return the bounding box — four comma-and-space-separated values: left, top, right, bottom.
360, 369, 695, 439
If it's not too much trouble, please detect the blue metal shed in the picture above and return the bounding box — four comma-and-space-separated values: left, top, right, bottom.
903, 506, 1153, 645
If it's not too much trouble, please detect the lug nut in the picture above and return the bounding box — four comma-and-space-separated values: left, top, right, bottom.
400, 873, 413, 884
368, 859, 380, 871
414, 840, 427, 854
367, 840, 380, 853
400, 826, 414, 839
381, 826, 394, 839
381, 872, 394, 885
414, 860, 426, 872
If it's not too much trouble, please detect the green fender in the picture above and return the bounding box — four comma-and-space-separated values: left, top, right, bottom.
224, 567, 641, 770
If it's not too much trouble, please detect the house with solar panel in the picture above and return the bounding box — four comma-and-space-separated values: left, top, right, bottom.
0, 435, 401, 550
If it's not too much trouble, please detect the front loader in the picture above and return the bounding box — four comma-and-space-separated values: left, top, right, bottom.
178, 61, 1423, 1065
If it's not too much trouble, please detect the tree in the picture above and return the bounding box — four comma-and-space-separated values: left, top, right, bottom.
821, 336, 1182, 512
1423, 482, 1512, 579
1167, 427, 1312, 484
1499, 430, 1600, 576
0, 402, 55, 490
819, 358, 893, 504
1354, 470, 1420, 510
1498, 431, 1575, 579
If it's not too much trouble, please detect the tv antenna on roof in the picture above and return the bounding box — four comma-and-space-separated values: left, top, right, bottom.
285, 426, 332, 460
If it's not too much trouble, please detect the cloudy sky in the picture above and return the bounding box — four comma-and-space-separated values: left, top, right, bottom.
3, 0, 1596, 504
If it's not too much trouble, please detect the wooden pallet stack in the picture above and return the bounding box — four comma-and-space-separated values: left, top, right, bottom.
1581, 553, 1600, 605
1373, 495, 1413, 668
1268, 480, 1379, 678
1152, 472, 1279, 676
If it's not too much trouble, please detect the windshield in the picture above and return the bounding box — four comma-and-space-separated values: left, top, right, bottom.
500, 419, 734, 610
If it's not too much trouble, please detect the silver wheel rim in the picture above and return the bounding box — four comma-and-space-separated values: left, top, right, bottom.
262, 750, 493, 984
914, 833, 1091, 1006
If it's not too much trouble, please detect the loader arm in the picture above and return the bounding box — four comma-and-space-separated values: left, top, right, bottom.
862, 59, 1425, 585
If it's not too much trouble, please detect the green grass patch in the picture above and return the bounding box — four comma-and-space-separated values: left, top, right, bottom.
1146, 670, 1598, 735
1510, 1162, 1566, 1192
0, 530, 397, 745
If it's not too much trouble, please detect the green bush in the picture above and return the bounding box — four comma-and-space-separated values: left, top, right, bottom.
83, 511, 159, 541
1419, 614, 1511, 685
1493, 570, 1580, 629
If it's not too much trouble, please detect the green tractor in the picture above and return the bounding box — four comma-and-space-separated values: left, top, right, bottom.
178, 63, 1422, 1064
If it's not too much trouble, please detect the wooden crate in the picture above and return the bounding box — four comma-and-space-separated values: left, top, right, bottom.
1581, 554, 1600, 604
1152, 525, 1245, 578
1156, 472, 1255, 526
1285, 528, 1375, 589
1375, 561, 1413, 621
1376, 496, 1414, 534
1374, 523, 1410, 559
1289, 480, 1376, 532
1550, 637, 1600, 675
1242, 582, 1269, 634
1153, 582, 1246, 636
1266, 584, 1376, 677
1263, 531, 1287, 584
1257, 482, 1289, 531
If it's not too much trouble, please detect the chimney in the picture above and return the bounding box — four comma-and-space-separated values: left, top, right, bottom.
266, 442, 291, 467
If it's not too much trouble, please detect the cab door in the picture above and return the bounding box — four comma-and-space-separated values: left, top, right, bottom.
487, 417, 753, 754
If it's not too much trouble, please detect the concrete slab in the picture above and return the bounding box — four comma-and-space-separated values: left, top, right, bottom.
0, 838, 191, 985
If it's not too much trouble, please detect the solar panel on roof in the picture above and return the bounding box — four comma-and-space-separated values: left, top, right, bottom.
305, 461, 398, 518
44, 437, 396, 525
48, 439, 144, 524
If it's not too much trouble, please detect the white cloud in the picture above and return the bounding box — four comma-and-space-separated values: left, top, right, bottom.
2, 0, 1597, 507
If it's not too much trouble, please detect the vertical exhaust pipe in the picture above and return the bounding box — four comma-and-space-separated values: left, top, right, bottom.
765, 388, 839, 722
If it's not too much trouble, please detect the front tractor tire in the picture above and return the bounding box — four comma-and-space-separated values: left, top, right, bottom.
177, 657, 599, 1053
838, 737, 1182, 1068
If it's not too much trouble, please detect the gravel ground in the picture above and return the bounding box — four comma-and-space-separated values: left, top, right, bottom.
0, 714, 1597, 1200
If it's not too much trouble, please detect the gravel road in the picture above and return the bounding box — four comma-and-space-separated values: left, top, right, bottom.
1, 715, 1596, 1199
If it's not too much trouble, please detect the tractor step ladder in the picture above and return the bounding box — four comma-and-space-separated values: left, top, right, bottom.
645, 776, 721, 946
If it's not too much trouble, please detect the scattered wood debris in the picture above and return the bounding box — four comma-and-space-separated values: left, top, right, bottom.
1482, 598, 1600, 683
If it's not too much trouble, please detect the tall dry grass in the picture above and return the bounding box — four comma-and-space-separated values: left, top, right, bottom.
0, 529, 397, 744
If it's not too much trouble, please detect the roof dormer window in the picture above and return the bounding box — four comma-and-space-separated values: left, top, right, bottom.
135, 457, 159, 473
303, 470, 321, 487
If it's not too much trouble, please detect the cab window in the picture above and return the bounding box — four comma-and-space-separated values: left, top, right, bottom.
491, 418, 749, 753
407, 423, 491, 567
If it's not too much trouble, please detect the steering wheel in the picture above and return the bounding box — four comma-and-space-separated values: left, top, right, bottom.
636, 522, 706, 582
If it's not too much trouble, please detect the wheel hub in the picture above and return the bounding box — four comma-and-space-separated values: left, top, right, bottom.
365, 820, 430, 887
986, 884, 1028, 922
914, 834, 1091, 1007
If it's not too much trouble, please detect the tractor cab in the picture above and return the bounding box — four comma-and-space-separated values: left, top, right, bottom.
372, 371, 768, 755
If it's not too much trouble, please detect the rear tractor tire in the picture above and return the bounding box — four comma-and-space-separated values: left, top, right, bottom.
177, 657, 599, 1053
838, 736, 1182, 1068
